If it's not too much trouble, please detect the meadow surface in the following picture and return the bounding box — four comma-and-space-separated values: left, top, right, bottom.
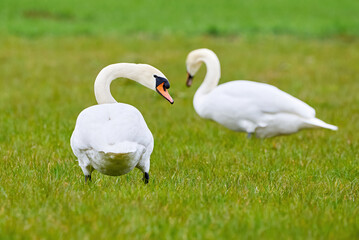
0, 1, 359, 239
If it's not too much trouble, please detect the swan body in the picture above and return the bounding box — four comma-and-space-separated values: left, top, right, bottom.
71, 63, 173, 183
186, 49, 337, 138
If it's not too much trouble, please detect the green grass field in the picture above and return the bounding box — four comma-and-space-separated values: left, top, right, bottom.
1, 1, 359, 239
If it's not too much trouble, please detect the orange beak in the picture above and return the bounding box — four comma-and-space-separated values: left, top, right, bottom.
156, 82, 174, 104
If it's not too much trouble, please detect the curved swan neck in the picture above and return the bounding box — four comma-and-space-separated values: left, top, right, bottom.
196, 52, 221, 97
94, 63, 156, 104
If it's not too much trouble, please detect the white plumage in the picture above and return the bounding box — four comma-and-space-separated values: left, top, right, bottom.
186, 49, 337, 138
71, 63, 173, 183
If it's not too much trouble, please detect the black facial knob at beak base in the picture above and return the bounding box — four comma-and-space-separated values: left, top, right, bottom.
154, 75, 170, 90
186, 73, 194, 87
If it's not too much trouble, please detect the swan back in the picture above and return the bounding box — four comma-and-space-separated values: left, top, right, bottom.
72, 103, 153, 152
217, 81, 316, 118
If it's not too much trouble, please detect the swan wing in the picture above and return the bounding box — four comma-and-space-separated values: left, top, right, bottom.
213, 80, 316, 118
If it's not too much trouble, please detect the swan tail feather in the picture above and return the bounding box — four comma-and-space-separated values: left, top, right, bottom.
304, 118, 338, 131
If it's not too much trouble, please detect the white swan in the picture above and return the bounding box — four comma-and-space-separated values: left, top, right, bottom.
70, 63, 174, 183
186, 48, 337, 138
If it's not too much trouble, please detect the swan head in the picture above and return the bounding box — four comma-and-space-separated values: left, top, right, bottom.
186, 51, 204, 87
154, 74, 174, 104
186, 48, 219, 87
132, 64, 174, 104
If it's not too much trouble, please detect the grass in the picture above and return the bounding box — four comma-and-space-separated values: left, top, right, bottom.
0, 34, 358, 239
1, 0, 359, 238
0, 0, 359, 37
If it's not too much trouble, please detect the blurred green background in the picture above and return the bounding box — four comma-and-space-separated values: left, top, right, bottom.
0, 0, 358, 239
1, 0, 359, 37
